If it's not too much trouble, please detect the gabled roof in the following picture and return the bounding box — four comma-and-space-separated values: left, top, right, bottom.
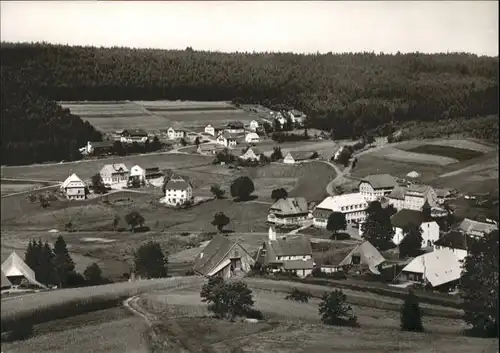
164, 180, 192, 191
459, 218, 498, 235
1, 252, 46, 288
218, 131, 239, 140
401, 248, 462, 287
360, 174, 398, 189
286, 151, 315, 161
226, 121, 245, 129
193, 236, 252, 276
388, 186, 407, 200
391, 209, 433, 229
315, 193, 367, 213
122, 129, 148, 137
269, 197, 309, 215
434, 230, 473, 251
265, 236, 312, 261
338, 241, 386, 273
1, 270, 12, 288
407, 184, 432, 194
101, 163, 129, 175
245, 132, 260, 139
89, 141, 114, 148
61, 173, 85, 189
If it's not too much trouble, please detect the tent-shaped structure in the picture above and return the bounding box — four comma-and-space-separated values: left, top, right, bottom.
338, 241, 386, 274
1, 270, 12, 289
406, 171, 420, 179
1, 252, 46, 288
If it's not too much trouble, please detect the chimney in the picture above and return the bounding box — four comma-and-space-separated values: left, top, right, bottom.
268, 226, 276, 241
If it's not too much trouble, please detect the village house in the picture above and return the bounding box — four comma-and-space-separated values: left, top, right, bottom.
197, 143, 227, 155
167, 127, 186, 140
395, 248, 462, 291
163, 179, 193, 207
1, 252, 46, 289
435, 188, 457, 203
458, 218, 498, 237
433, 230, 471, 261
318, 241, 385, 275
358, 174, 398, 202
61, 173, 87, 200
224, 121, 245, 134
244, 132, 260, 143
256, 227, 314, 278
128, 165, 146, 185
313, 193, 368, 227
144, 167, 163, 180
390, 209, 440, 248
216, 131, 238, 148
283, 151, 316, 164
204, 124, 217, 136
388, 184, 439, 211
120, 129, 148, 144
81, 141, 114, 156
100, 164, 129, 186
288, 109, 306, 125
267, 197, 311, 226
192, 236, 255, 279
239, 147, 263, 161
249, 120, 259, 131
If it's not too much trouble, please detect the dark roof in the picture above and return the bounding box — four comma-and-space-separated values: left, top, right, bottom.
316, 246, 356, 266
360, 174, 398, 189
193, 236, 234, 275
388, 186, 407, 200
145, 167, 162, 175
459, 218, 498, 235
283, 259, 314, 270
288, 151, 315, 161
90, 141, 114, 148
219, 131, 239, 140
407, 184, 432, 194
390, 209, 430, 229
226, 121, 245, 129
269, 197, 309, 215
266, 236, 312, 259
164, 180, 192, 191
434, 231, 473, 251
122, 129, 148, 137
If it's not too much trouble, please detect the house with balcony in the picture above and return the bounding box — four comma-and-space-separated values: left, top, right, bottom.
61, 173, 87, 200
267, 197, 310, 226
313, 193, 368, 228
100, 164, 129, 186
120, 129, 148, 144
358, 174, 398, 202
163, 179, 193, 207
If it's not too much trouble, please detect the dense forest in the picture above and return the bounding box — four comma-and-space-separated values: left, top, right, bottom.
1, 42, 498, 165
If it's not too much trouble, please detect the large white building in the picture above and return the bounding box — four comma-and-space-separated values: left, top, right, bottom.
128, 165, 146, 184
164, 179, 193, 206
61, 173, 87, 200
358, 174, 398, 202
120, 129, 148, 144
216, 132, 238, 148
204, 124, 217, 136
313, 193, 368, 228
390, 209, 440, 248
249, 120, 259, 132
244, 132, 260, 143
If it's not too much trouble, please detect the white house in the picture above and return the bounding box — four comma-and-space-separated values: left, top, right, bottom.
120, 129, 148, 144
244, 132, 260, 143
100, 164, 129, 186
390, 209, 440, 248
358, 174, 398, 202
128, 165, 146, 184
267, 197, 311, 226
388, 185, 439, 211
433, 230, 470, 262
289, 109, 306, 125
216, 132, 238, 148
239, 147, 262, 161
61, 173, 87, 200
283, 151, 316, 164
249, 120, 259, 132
224, 121, 245, 134
167, 127, 186, 140
458, 218, 498, 237
313, 193, 368, 228
204, 124, 217, 136
163, 179, 193, 206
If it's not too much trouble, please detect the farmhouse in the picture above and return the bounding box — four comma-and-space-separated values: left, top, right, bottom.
100, 164, 129, 185
216, 132, 238, 148
313, 193, 368, 227
256, 227, 314, 278
244, 132, 260, 143
1, 252, 46, 289
249, 120, 259, 131
435, 188, 457, 203
267, 197, 311, 226
433, 230, 471, 261
358, 174, 398, 202
197, 143, 227, 155
224, 121, 245, 134
458, 218, 497, 237
192, 236, 255, 279
396, 248, 462, 290
288, 109, 306, 125
145, 166, 163, 180
283, 151, 316, 164
204, 124, 218, 136
320, 241, 385, 275
390, 209, 440, 248
61, 173, 87, 200
82, 141, 114, 156
167, 127, 186, 140
239, 147, 263, 161
1, 270, 12, 290
120, 129, 148, 144
128, 165, 146, 186
388, 185, 439, 211
163, 179, 193, 206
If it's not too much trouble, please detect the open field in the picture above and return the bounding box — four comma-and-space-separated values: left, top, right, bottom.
1, 307, 150, 353
1, 181, 45, 196
405, 144, 484, 162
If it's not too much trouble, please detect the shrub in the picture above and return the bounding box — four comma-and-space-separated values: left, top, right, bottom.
285, 288, 312, 303
318, 289, 358, 326
401, 290, 424, 332
134, 241, 168, 279
3, 323, 34, 342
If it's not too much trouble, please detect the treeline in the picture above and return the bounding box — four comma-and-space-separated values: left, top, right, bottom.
1, 42, 498, 165
1, 66, 102, 166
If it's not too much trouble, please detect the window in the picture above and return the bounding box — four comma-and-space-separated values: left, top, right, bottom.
352, 255, 361, 265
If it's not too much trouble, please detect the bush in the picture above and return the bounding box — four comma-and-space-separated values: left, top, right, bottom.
285, 288, 312, 303
318, 289, 359, 326
401, 291, 424, 332
3, 323, 34, 342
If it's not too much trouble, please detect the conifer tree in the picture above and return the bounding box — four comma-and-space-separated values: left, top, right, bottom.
401, 290, 424, 332
52, 236, 75, 288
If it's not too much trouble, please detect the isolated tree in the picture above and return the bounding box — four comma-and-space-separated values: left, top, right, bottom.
91, 173, 107, 194
200, 277, 256, 320
212, 212, 230, 233
130, 178, 141, 189
262, 122, 273, 134
151, 136, 162, 151
399, 223, 423, 258
461, 230, 499, 337
361, 201, 395, 250
230, 176, 255, 201
385, 204, 397, 217
422, 201, 432, 221
271, 188, 288, 201
194, 136, 201, 147
38, 194, 50, 208
337, 150, 351, 167
400, 290, 424, 332
125, 211, 145, 232
270, 146, 283, 161
52, 235, 75, 288
179, 138, 188, 146
112, 214, 121, 231
83, 262, 103, 285
40, 241, 55, 285
327, 212, 347, 237
210, 184, 226, 199
134, 241, 168, 279
318, 289, 357, 326
284, 116, 294, 131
